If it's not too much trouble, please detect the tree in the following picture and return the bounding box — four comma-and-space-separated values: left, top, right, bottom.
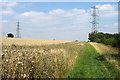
7, 33, 14, 38
88, 32, 120, 48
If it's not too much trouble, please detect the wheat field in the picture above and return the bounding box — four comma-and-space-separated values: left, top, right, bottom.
1, 37, 84, 78
1, 37, 71, 46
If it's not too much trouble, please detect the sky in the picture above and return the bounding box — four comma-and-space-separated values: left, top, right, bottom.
0, 2, 118, 41
1, 0, 119, 2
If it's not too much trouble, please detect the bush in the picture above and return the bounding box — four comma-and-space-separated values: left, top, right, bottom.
7, 33, 14, 38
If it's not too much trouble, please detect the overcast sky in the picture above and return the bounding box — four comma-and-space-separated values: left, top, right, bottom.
0, 2, 118, 41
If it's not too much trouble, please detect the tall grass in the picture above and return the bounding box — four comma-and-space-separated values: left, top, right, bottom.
90, 42, 120, 72
2, 42, 84, 78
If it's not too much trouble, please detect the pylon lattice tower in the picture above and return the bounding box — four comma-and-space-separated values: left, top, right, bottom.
91, 6, 99, 33
16, 21, 21, 38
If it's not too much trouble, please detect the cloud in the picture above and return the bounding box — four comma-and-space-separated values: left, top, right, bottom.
48, 9, 65, 14
17, 8, 89, 28
0, 20, 9, 23
102, 22, 117, 28
96, 4, 117, 18
2, 8, 15, 15
20, 11, 45, 16
2, 2, 18, 8
0, 2, 18, 16
99, 22, 118, 33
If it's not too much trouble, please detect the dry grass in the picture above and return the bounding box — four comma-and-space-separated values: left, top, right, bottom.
1, 37, 84, 78
89, 42, 120, 72
90, 42, 118, 54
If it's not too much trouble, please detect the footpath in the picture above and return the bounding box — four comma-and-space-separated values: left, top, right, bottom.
66, 43, 119, 78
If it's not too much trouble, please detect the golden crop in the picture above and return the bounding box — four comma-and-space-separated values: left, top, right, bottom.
1, 37, 84, 78
1, 37, 71, 46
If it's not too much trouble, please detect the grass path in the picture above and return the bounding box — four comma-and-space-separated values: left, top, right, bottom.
65, 43, 119, 78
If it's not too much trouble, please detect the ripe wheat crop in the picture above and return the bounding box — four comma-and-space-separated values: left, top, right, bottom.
1, 38, 84, 78
1, 37, 70, 46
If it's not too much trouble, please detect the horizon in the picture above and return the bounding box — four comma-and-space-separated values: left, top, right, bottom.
0, 2, 118, 41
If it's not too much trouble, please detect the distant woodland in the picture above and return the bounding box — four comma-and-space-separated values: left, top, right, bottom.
89, 32, 120, 48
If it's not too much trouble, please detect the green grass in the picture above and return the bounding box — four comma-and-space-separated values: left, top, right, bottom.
65, 43, 120, 78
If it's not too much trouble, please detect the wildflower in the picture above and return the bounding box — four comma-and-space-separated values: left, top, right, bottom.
23, 74, 26, 78
21, 74, 26, 78
32, 61, 34, 63
18, 61, 22, 64
4, 49, 7, 52
6, 59, 9, 62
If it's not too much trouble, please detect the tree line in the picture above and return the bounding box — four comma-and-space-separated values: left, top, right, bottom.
88, 32, 120, 48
